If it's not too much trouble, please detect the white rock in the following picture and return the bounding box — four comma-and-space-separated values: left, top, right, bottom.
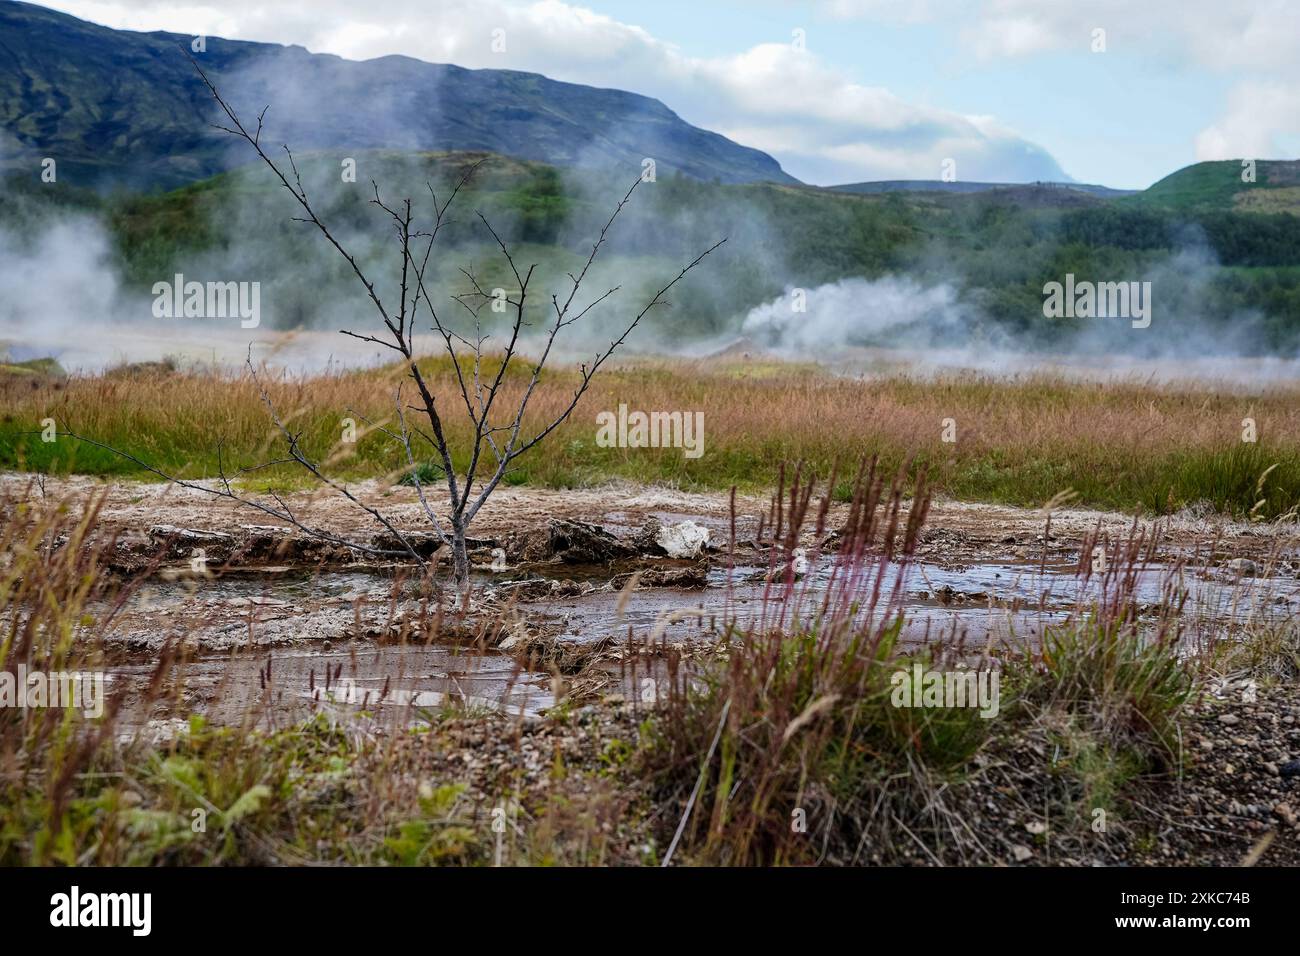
655, 520, 711, 559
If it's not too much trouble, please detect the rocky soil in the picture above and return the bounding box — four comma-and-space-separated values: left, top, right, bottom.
6, 471, 1300, 866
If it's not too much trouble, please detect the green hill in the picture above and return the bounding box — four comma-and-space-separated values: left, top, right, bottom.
1129, 160, 1300, 214
828, 180, 1135, 200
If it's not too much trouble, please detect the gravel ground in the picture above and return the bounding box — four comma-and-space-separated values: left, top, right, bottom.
8, 472, 1298, 866
332, 679, 1300, 867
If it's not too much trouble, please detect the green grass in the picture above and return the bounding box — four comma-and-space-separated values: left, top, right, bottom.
6, 357, 1300, 518
1130, 159, 1300, 212
640, 469, 1197, 865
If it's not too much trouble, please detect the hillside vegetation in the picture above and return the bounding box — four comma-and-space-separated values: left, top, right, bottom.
1133, 159, 1300, 214
4, 152, 1300, 352
0, 1, 793, 189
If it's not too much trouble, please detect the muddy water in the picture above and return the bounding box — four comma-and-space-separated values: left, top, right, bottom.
540, 556, 1300, 647
109, 643, 553, 734
103, 568, 559, 732
100, 551, 1300, 732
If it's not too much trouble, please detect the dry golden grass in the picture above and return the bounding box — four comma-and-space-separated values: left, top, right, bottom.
3, 354, 1299, 515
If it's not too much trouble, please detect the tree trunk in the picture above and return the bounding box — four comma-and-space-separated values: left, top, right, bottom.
450, 521, 471, 609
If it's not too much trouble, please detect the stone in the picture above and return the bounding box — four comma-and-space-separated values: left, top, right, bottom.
654, 520, 711, 559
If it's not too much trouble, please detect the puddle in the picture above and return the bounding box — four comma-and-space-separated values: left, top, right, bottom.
86, 545, 1300, 731
123, 551, 1300, 653
534, 554, 1300, 649
107, 642, 554, 733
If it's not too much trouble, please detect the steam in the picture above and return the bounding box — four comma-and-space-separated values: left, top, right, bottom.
731, 225, 1300, 385
741, 277, 1003, 353
0, 214, 131, 365
0, 205, 428, 373
2, 51, 1296, 387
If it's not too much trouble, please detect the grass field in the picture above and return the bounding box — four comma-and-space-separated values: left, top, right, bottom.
4, 356, 1300, 518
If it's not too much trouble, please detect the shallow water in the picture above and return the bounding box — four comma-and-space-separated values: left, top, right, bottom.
98, 549, 1299, 730
108, 641, 554, 734
539, 553, 1299, 645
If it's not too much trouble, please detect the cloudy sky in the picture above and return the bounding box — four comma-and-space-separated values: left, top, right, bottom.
40, 0, 1300, 189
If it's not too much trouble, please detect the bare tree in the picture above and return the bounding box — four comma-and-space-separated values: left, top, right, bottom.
69, 56, 723, 608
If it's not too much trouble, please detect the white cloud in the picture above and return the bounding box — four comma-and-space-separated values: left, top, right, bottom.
943, 0, 1300, 71
1195, 83, 1300, 161
819, 0, 1300, 163
41, 0, 1069, 184
937, 0, 1300, 160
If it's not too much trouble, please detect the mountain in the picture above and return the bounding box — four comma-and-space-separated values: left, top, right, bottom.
1128, 159, 1300, 213
0, 1, 797, 190
826, 180, 1136, 199
830, 164, 1300, 214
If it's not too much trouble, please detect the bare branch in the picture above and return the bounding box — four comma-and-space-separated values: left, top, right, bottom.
59, 428, 414, 560
243, 354, 427, 565
348, 389, 452, 545
464, 234, 727, 524
187, 52, 395, 335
